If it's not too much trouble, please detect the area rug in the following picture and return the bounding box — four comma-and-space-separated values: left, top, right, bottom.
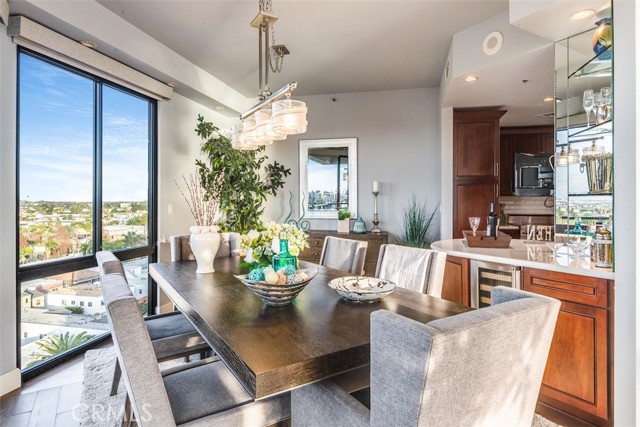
78, 348, 126, 427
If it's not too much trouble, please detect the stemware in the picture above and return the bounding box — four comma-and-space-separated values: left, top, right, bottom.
468, 217, 481, 236
594, 93, 607, 125
583, 90, 594, 127
568, 235, 590, 259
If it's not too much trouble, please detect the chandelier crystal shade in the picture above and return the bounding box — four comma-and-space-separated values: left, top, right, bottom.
232, 0, 308, 150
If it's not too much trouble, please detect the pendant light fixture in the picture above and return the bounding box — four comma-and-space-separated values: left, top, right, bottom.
232, 0, 308, 150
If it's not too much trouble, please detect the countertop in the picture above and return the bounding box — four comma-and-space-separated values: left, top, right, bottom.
432, 239, 614, 280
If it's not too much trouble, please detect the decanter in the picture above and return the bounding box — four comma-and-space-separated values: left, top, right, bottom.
272, 237, 297, 272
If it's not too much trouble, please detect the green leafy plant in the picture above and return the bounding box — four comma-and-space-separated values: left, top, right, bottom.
338, 210, 351, 220
194, 115, 291, 234
398, 194, 438, 249
65, 306, 85, 314
27, 332, 94, 367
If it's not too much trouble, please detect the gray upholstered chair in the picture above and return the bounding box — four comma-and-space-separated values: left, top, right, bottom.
319, 236, 368, 275
169, 232, 239, 262
96, 251, 209, 395
292, 287, 561, 427
103, 273, 290, 427
374, 244, 447, 297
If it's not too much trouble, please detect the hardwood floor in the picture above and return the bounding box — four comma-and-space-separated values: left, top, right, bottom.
0, 341, 112, 427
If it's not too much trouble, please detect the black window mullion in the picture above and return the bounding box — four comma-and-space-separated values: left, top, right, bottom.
94, 82, 103, 253
147, 100, 158, 315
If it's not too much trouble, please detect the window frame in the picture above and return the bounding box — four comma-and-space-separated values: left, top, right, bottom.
16, 48, 158, 380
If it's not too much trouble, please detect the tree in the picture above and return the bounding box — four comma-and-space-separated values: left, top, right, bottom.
27, 332, 94, 367
65, 306, 84, 314
195, 115, 291, 233
122, 231, 145, 248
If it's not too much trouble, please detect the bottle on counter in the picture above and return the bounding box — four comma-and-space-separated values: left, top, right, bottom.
487, 202, 497, 237
272, 235, 297, 272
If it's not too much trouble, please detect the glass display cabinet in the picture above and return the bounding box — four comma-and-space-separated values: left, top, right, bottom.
554, 19, 613, 265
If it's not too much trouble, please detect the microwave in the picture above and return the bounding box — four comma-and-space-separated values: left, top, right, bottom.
514, 153, 554, 196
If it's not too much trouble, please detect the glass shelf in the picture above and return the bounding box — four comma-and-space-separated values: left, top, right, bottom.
569, 120, 612, 139
568, 46, 612, 79
568, 192, 613, 197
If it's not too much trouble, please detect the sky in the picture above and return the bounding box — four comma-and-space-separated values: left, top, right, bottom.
19, 53, 150, 202
308, 160, 348, 193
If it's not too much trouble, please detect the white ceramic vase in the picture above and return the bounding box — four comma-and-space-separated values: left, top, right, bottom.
337, 219, 350, 234
189, 226, 221, 274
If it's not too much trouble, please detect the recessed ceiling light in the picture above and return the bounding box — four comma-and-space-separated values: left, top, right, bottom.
80, 40, 97, 49
569, 9, 595, 21
543, 97, 554, 102
464, 75, 479, 82
166, 82, 177, 88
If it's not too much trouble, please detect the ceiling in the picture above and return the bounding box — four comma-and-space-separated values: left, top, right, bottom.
96, 0, 509, 97
9, 0, 608, 126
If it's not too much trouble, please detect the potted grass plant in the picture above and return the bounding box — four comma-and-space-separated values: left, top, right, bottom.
398, 194, 438, 248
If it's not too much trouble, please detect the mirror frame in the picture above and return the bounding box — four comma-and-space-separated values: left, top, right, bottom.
299, 137, 358, 219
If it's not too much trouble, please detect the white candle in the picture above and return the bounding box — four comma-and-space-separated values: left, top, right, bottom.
373, 180, 379, 193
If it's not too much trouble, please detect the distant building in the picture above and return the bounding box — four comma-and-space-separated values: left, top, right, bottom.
21, 290, 45, 309
46, 284, 106, 316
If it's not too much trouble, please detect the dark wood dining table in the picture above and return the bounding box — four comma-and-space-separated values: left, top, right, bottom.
149, 257, 471, 400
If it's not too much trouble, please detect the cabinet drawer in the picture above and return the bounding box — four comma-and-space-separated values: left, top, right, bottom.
523, 268, 609, 308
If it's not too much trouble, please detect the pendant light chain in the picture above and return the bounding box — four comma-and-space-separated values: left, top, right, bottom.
259, 0, 284, 73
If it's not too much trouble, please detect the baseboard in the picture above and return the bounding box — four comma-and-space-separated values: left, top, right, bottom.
0, 368, 21, 397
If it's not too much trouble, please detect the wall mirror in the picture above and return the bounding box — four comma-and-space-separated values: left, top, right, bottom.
299, 138, 358, 219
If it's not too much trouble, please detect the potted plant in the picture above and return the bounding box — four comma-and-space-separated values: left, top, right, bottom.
174, 171, 221, 273
398, 194, 438, 249
194, 115, 291, 234
337, 209, 351, 234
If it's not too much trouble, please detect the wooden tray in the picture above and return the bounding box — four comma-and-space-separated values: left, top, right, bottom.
463, 230, 512, 248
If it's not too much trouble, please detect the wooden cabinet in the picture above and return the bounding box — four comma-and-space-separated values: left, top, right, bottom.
299, 231, 388, 276
441, 255, 469, 306
499, 126, 554, 196
523, 268, 613, 426
452, 110, 505, 238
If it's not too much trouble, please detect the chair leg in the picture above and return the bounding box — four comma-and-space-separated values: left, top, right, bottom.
122, 394, 134, 427
111, 360, 122, 397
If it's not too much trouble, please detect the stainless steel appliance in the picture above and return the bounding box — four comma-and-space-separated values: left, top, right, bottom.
515, 153, 554, 196
470, 260, 522, 308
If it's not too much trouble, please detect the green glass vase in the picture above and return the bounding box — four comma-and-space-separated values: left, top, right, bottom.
272, 238, 297, 272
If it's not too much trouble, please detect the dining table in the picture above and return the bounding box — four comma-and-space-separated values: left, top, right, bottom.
149, 257, 471, 400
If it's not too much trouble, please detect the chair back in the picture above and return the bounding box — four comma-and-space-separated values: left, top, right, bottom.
319, 236, 368, 275
369, 287, 560, 427
105, 274, 177, 427
374, 244, 446, 297
169, 233, 239, 262
96, 250, 126, 278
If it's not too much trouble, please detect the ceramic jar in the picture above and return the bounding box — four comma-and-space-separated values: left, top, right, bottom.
189, 225, 221, 274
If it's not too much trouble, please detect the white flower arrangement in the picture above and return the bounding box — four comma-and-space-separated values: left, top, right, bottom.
239, 222, 309, 265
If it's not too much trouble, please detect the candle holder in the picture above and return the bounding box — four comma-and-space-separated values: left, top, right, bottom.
371, 190, 381, 234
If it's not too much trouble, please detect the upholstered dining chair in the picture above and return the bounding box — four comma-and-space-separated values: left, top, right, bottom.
169, 232, 239, 262
374, 244, 447, 297
319, 236, 368, 275
292, 287, 561, 427
103, 273, 290, 427
96, 251, 210, 395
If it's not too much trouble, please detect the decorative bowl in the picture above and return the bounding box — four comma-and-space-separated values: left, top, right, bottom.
235, 268, 318, 306
328, 276, 396, 303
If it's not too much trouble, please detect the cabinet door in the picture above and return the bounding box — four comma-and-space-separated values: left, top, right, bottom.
514, 133, 542, 155
541, 132, 555, 153
453, 182, 497, 238
523, 268, 611, 425
441, 255, 469, 306
500, 134, 514, 196
453, 111, 504, 179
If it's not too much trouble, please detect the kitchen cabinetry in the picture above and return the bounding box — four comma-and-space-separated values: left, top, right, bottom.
523, 267, 612, 426
441, 255, 469, 306
298, 231, 388, 276
452, 110, 506, 237
555, 26, 613, 241
500, 126, 554, 196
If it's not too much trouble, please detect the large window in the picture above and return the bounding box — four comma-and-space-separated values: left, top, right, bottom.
17, 50, 157, 375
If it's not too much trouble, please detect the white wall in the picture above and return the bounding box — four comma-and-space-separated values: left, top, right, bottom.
263, 88, 441, 243
612, 0, 639, 424
0, 26, 18, 394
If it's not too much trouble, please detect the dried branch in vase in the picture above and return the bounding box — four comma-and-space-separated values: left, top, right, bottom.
174, 171, 222, 226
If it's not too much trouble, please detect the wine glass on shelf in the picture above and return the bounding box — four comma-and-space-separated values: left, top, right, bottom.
468, 217, 481, 236
583, 89, 594, 127
600, 87, 612, 106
